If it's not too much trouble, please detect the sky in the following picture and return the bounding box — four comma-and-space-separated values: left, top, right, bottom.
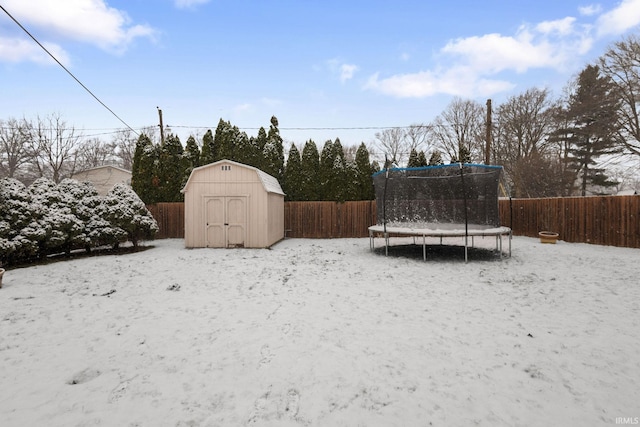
1, 0, 640, 150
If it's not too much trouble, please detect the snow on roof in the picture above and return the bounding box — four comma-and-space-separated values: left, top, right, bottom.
181, 159, 284, 195
255, 169, 285, 195
71, 165, 132, 176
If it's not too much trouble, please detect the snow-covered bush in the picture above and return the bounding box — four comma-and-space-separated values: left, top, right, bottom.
29, 178, 85, 256
1, 178, 157, 264
0, 178, 39, 264
103, 183, 159, 248
58, 179, 127, 251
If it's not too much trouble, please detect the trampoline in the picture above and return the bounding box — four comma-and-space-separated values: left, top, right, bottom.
369, 163, 512, 262
368, 223, 512, 262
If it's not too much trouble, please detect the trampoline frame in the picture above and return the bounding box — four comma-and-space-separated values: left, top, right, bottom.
368, 224, 512, 262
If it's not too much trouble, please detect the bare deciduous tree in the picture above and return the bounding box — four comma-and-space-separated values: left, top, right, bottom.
428, 98, 485, 163
374, 127, 406, 166
0, 117, 30, 179
493, 87, 559, 196
75, 137, 116, 171
404, 123, 432, 156
29, 113, 81, 183
599, 34, 640, 157
111, 128, 138, 170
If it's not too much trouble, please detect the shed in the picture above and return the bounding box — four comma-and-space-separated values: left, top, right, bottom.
181, 159, 285, 248
70, 165, 132, 196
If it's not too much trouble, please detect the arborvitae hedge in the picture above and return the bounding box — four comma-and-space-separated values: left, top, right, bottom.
0, 177, 158, 266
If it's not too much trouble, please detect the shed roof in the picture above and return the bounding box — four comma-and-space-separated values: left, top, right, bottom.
71, 165, 132, 176
182, 159, 284, 195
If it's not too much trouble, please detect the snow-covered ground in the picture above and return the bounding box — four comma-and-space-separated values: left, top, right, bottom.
1, 236, 639, 426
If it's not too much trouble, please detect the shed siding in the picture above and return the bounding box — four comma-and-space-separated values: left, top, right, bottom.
183, 160, 283, 248
267, 192, 285, 244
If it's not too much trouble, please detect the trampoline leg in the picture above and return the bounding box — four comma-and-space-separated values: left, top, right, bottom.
464, 236, 468, 263
423, 234, 426, 261
384, 232, 389, 256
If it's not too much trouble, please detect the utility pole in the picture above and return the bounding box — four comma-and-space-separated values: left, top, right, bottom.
485, 99, 492, 165
157, 107, 165, 146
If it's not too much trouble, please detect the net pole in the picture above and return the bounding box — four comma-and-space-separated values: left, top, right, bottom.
383, 160, 389, 256
459, 162, 469, 262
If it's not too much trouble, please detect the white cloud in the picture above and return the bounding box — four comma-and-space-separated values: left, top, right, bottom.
365, 67, 515, 98
366, 12, 595, 99
596, 0, 640, 36
579, 4, 602, 16
340, 64, 358, 82
0, 36, 71, 65
174, 0, 211, 10
536, 17, 577, 36
441, 23, 593, 74
326, 58, 358, 83
0, 0, 156, 62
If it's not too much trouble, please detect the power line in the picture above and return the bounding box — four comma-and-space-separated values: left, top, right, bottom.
167, 124, 428, 131
0, 4, 139, 136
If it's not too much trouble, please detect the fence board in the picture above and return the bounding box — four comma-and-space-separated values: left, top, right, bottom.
503, 196, 640, 248
148, 196, 640, 248
146, 203, 185, 239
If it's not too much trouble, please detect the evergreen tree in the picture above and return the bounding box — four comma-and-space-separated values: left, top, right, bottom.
158, 133, 185, 202
0, 178, 38, 264
103, 183, 159, 248
234, 130, 252, 166
213, 119, 233, 161
245, 136, 262, 169
332, 138, 350, 202
200, 129, 215, 165
428, 150, 444, 166
283, 143, 303, 201
354, 143, 375, 200
58, 179, 126, 251
29, 177, 84, 256
131, 133, 159, 204
319, 140, 335, 200
319, 138, 348, 201
184, 136, 201, 168
263, 116, 285, 181
343, 160, 359, 201
254, 127, 268, 171
407, 148, 420, 167
300, 140, 320, 200
182, 135, 201, 189
566, 65, 622, 195
417, 150, 428, 166
451, 145, 472, 164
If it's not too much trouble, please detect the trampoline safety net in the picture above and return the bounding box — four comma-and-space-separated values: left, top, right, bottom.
373, 164, 504, 228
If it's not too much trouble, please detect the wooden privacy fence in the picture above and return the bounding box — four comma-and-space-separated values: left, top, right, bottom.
146, 202, 185, 239
501, 195, 640, 248
147, 195, 640, 248
284, 201, 376, 238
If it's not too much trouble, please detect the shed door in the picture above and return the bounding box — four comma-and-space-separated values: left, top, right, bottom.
205, 196, 247, 248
